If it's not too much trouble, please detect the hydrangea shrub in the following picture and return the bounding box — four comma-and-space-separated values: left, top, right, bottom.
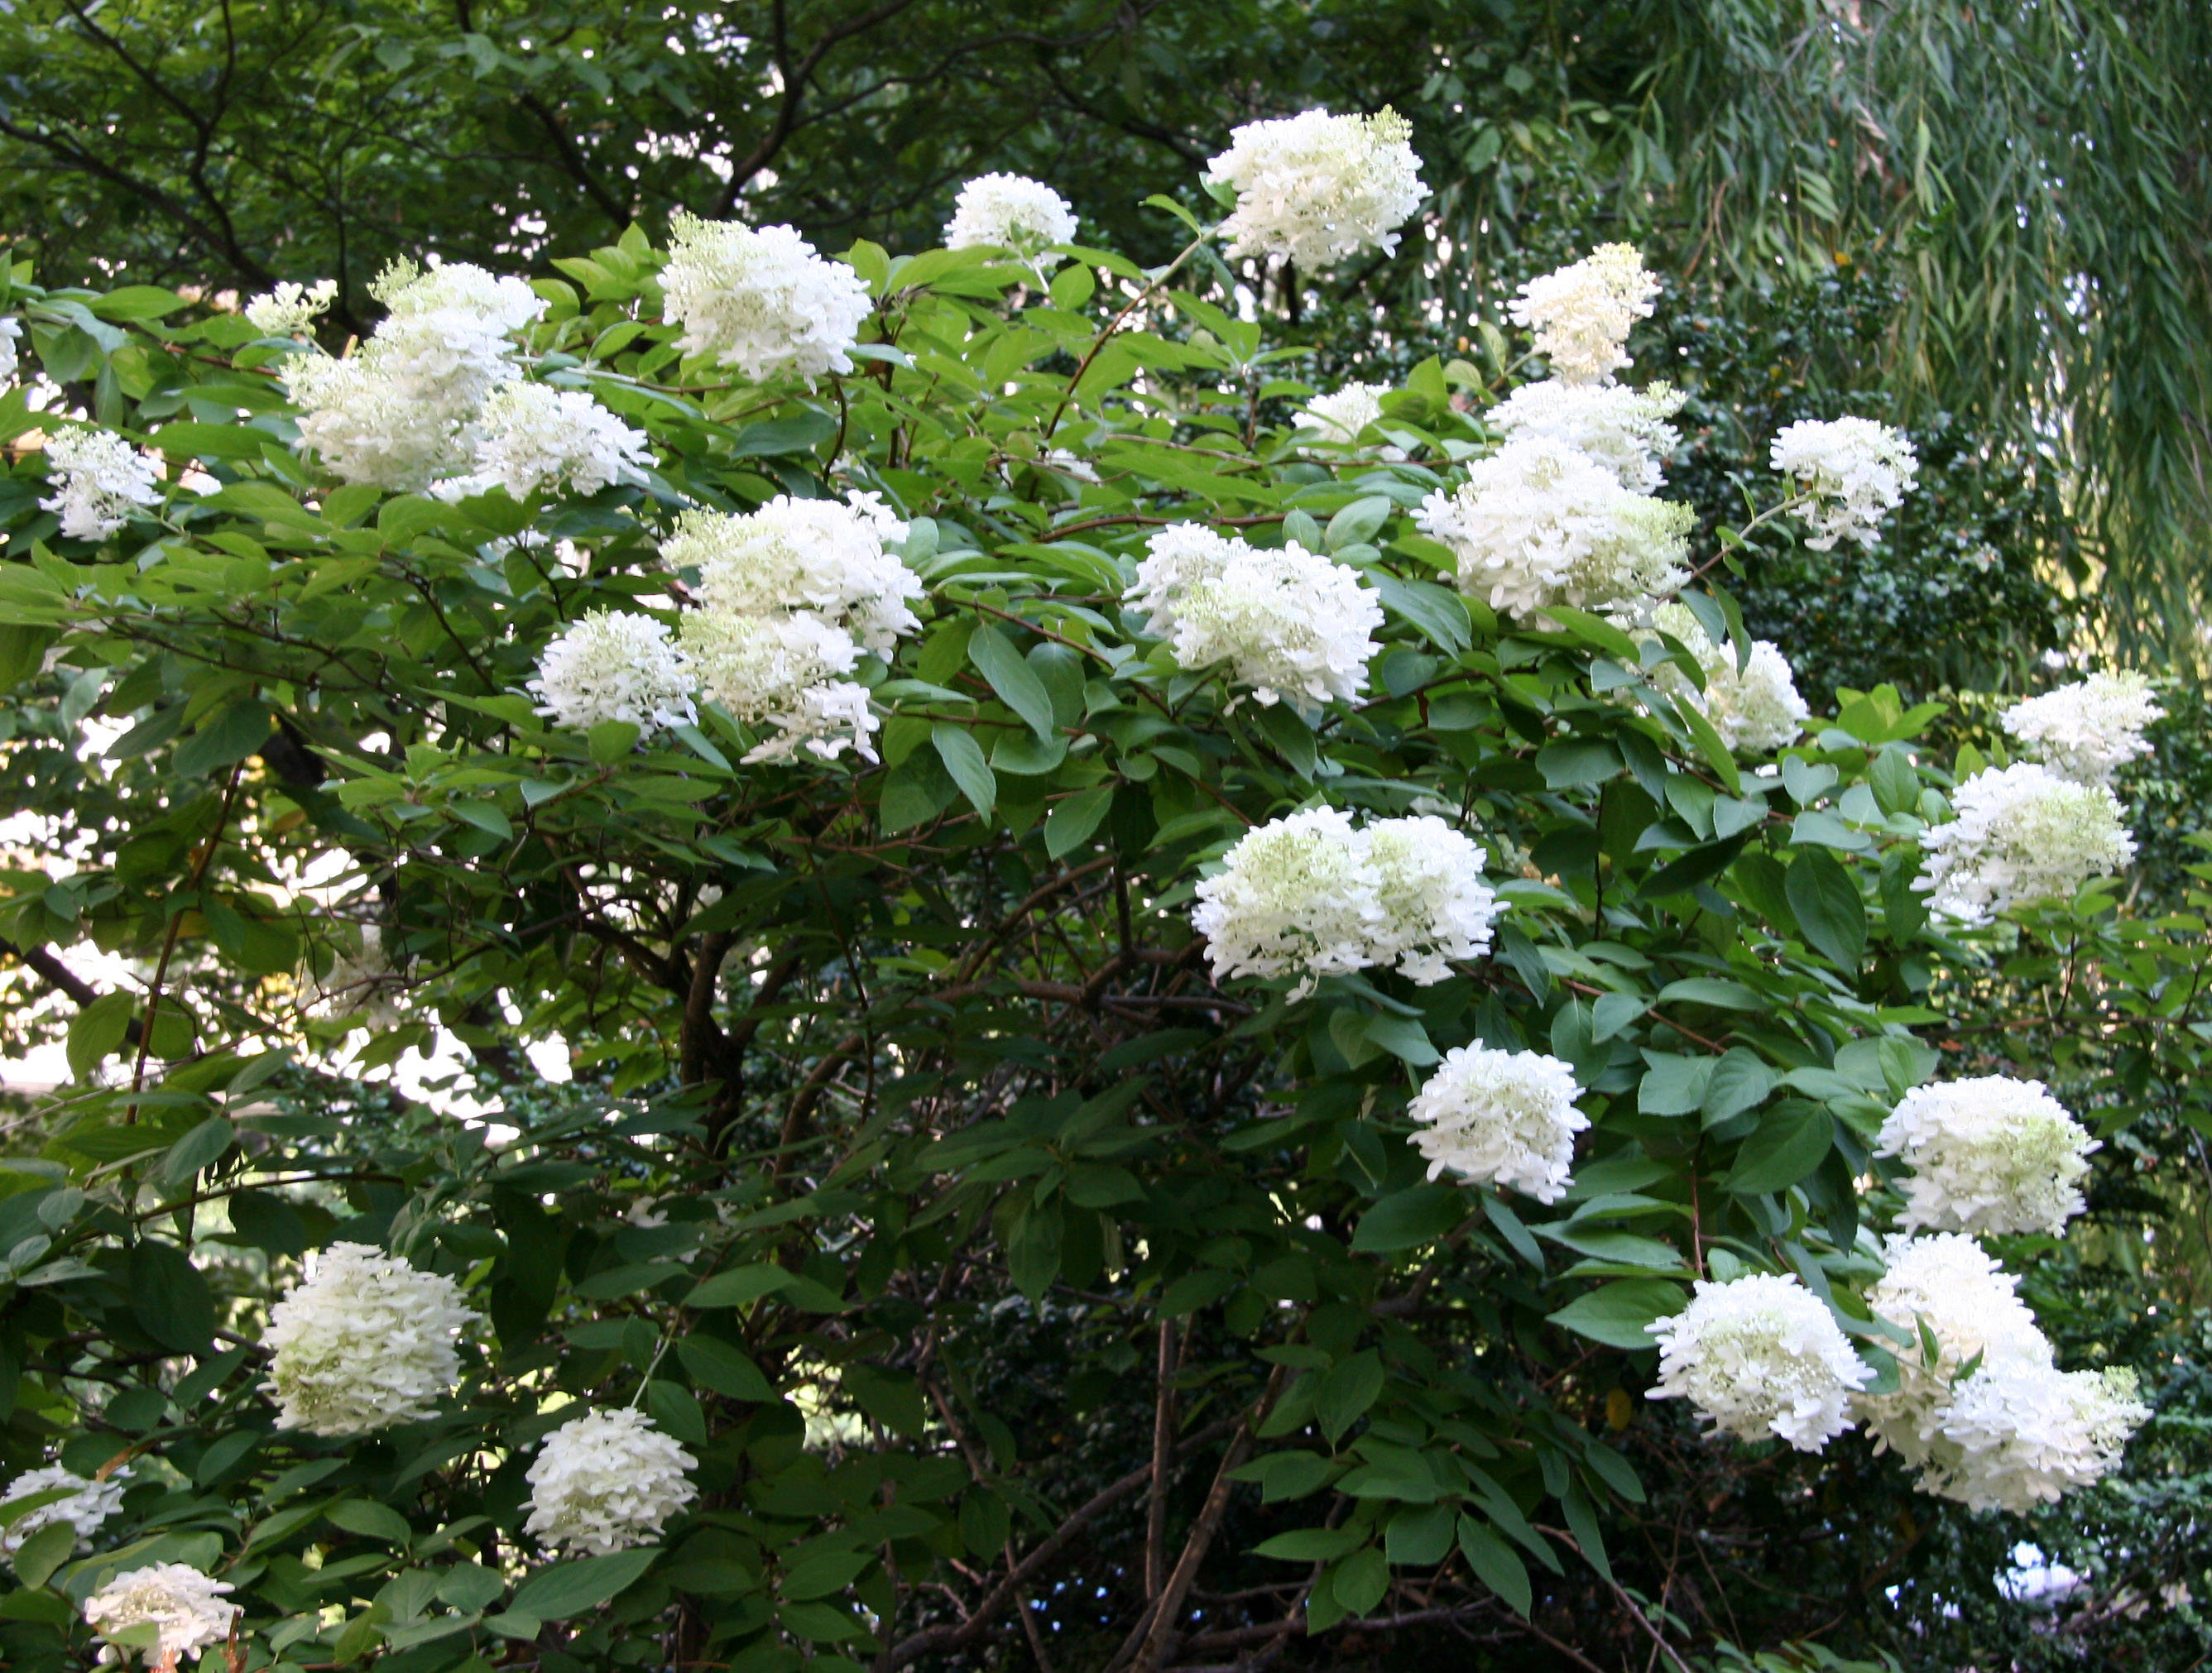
0, 132, 2180, 1671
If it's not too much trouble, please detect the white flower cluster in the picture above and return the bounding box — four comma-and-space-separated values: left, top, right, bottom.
1418, 437, 1691, 622
1126, 524, 1238, 635
1859, 1235, 2149, 1513
1644, 603, 1809, 755
40, 428, 164, 540
669, 492, 920, 656
943, 173, 1078, 262
1407, 1043, 1589, 1203
1923, 1362, 2149, 1514
262, 1243, 476, 1435
1875, 1075, 2097, 1237
282, 258, 545, 490
1769, 417, 1919, 550
1205, 108, 1426, 269
1298, 381, 1404, 458
1508, 245, 1658, 386
1487, 379, 1683, 494
528, 610, 697, 736
82, 1562, 239, 1669
658, 492, 921, 763
441, 381, 652, 500
1859, 1233, 2055, 1469
661, 212, 872, 384
244, 278, 337, 339
680, 609, 879, 764
525, 1407, 699, 1556
1, 1463, 127, 1554
307, 925, 405, 1032
1129, 529, 1380, 707
0, 316, 21, 383
1916, 762, 2136, 923
1192, 808, 1498, 997
1648, 1274, 1872, 1451
2001, 671, 2164, 788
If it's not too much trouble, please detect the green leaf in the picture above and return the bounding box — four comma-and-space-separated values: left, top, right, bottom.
1332, 1546, 1389, 1616
67, 991, 137, 1079
967, 623, 1056, 739
646, 1379, 709, 1446
1323, 496, 1391, 552
677, 1336, 774, 1402
1315, 1350, 1384, 1441
1253, 1525, 1364, 1562
325, 1498, 414, 1544
1701, 1049, 1776, 1125
160, 1116, 234, 1187
1457, 1517, 1532, 1617
509, 1548, 661, 1619
1543, 605, 1641, 664
1785, 847, 1867, 970
11, 1520, 75, 1589
1638, 1052, 1713, 1117
1360, 1012, 1437, 1065
588, 720, 641, 764
1372, 573, 1471, 654
1545, 1278, 1684, 1349
1044, 786, 1114, 859
687, 1265, 796, 1309
930, 722, 996, 817
202, 898, 300, 975
1351, 1184, 1462, 1253
129, 1238, 214, 1354
1724, 1105, 1834, 1195
172, 701, 269, 778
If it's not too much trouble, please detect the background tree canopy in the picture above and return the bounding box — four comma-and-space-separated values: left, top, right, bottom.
0, 0, 2205, 651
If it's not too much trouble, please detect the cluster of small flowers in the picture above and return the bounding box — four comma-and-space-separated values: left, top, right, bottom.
39, 427, 165, 540
1643, 602, 1809, 755
531, 492, 919, 762
305, 924, 406, 1033
661, 211, 873, 384
1406, 1043, 1589, 1202
1128, 525, 1380, 707
2000, 671, 2164, 788
1486, 379, 1683, 494
1652, 1235, 2148, 1509
81, 1561, 239, 1670
1298, 381, 1405, 459
1, 1463, 127, 1554
524, 1407, 700, 1556
527, 610, 698, 736
1859, 1234, 2145, 1512
669, 491, 921, 657
243, 278, 337, 339
1648, 1274, 1872, 1451
1921, 1362, 2149, 1514
943, 173, 1078, 263
0, 316, 22, 383
270, 258, 547, 491
674, 492, 920, 761
261, 1243, 476, 1435
1418, 436, 1692, 623
1192, 808, 1499, 997
439, 381, 652, 501
1916, 761, 2136, 923
1205, 108, 1427, 269
1874, 1074, 2098, 1236
1768, 416, 1919, 550
1507, 244, 1658, 386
